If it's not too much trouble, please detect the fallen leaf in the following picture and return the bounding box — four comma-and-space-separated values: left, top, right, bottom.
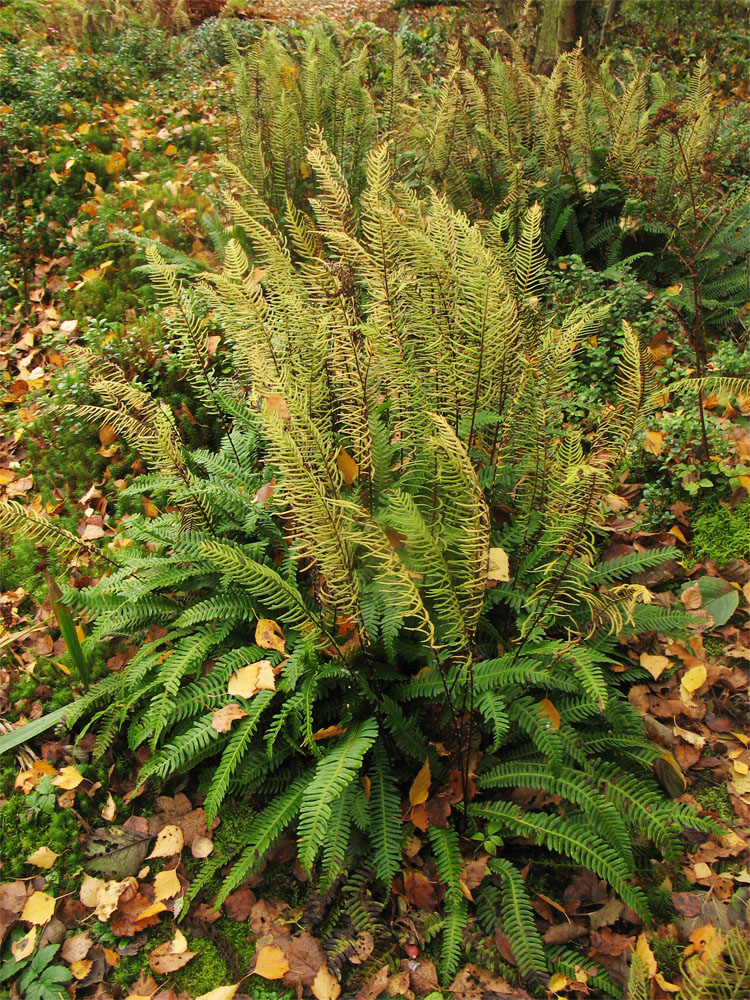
26, 846, 59, 869
255, 618, 286, 653
640, 653, 671, 680
102, 793, 117, 822
149, 929, 195, 974
52, 765, 83, 790
211, 703, 248, 732
265, 394, 290, 419
548, 972, 569, 992
147, 824, 183, 859
681, 664, 708, 704
153, 869, 182, 902
195, 988, 239, 1000
312, 965, 341, 1000
254, 944, 290, 980
70, 959, 94, 980
80, 874, 106, 908
21, 891, 55, 925
409, 760, 431, 807
636, 932, 657, 977
539, 698, 560, 730
62, 931, 93, 963
337, 448, 359, 486
11, 927, 36, 961
487, 547, 510, 582
227, 660, 276, 698
191, 835, 214, 859
644, 430, 663, 456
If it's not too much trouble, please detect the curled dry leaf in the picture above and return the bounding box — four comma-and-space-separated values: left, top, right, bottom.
539, 698, 560, 730
211, 703, 248, 732
26, 846, 59, 869
147, 824, 184, 860
191, 835, 214, 859
20, 890, 56, 925
102, 792, 117, 822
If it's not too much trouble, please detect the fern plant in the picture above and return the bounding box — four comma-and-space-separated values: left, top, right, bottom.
2, 34, 722, 993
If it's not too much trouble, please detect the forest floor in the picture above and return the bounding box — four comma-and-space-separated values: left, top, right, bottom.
0, 3, 749, 1000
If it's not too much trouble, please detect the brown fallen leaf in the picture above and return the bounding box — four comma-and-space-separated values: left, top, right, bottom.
191, 835, 214, 859
357, 963, 390, 1000
211, 703, 248, 732
61, 931, 93, 963
224, 886, 256, 921
149, 929, 195, 974
102, 792, 117, 822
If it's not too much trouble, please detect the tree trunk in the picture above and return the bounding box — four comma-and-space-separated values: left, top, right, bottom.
534, 0, 593, 73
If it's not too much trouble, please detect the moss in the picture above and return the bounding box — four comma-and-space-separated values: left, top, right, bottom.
171, 935, 230, 996
215, 917, 255, 976
694, 781, 734, 823
651, 935, 683, 982
692, 499, 750, 566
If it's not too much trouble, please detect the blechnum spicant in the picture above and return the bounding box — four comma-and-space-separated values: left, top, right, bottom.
1, 43, 718, 999
29, 141, 710, 993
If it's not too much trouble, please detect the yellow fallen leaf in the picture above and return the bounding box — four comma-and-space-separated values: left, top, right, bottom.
644, 430, 664, 456
636, 932, 657, 977
254, 944, 290, 980
670, 525, 687, 544
255, 618, 286, 653
336, 448, 359, 486
640, 653, 671, 680
94, 879, 132, 921
153, 868, 182, 902
734, 760, 749, 775
487, 547, 510, 582
102, 947, 120, 967
681, 664, 707, 694
106, 151, 127, 174
312, 725, 347, 741
655, 972, 680, 992
52, 765, 83, 790
71, 959, 93, 980
548, 972, 568, 992
80, 874, 105, 908
312, 965, 341, 1000
164, 143, 178, 155
227, 660, 276, 698
26, 845, 59, 869
195, 988, 239, 1000
21, 890, 55, 925
409, 759, 431, 807
539, 698, 561, 730
11, 927, 36, 961
147, 824, 184, 859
